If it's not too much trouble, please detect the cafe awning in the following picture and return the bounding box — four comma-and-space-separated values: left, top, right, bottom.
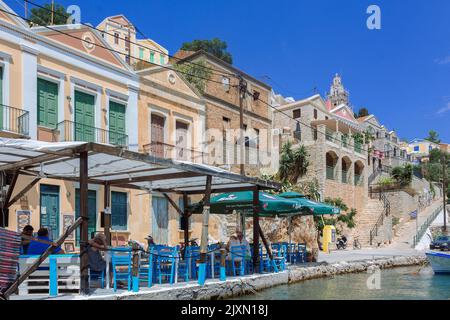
189, 191, 303, 217
279, 192, 341, 216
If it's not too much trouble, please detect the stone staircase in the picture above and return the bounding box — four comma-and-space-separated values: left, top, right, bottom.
354, 195, 392, 247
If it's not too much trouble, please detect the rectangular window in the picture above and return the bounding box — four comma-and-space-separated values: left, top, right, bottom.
414, 146, 419, 152
150, 52, 155, 63
222, 77, 230, 92
124, 36, 130, 50
293, 109, 301, 119
109, 101, 126, 146
139, 48, 144, 60
160, 54, 165, 65
223, 117, 231, 164
114, 33, 119, 45
37, 78, 58, 128
111, 192, 128, 231
314, 109, 318, 119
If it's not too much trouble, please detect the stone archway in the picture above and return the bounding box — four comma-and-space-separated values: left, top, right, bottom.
326, 151, 339, 181
341, 156, 352, 184
354, 160, 365, 186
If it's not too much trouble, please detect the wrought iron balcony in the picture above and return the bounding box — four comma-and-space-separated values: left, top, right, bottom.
326, 166, 336, 181
54, 120, 128, 147
0, 105, 29, 137
143, 141, 206, 163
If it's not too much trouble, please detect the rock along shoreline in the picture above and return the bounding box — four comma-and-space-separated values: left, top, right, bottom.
80, 255, 427, 301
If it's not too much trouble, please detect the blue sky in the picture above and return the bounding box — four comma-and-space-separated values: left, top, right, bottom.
8, 0, 450, 142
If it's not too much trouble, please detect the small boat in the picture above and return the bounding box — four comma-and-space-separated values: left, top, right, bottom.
426, 251, 450, 274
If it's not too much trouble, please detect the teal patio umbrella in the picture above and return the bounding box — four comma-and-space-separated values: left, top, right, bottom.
188, 191, 303, 217
279, 192, 341, 216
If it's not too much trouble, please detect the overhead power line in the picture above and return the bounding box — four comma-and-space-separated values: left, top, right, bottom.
0, 7, 233, 86
23, 0, 238, 78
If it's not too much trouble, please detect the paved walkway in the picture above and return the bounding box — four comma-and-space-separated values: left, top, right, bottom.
389, 200, 444, 250
318, 248, 423, 264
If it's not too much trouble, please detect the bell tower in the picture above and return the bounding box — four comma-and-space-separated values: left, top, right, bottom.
328, 74, 350, 107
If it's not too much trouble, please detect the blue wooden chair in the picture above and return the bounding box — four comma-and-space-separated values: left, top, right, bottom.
111, 248, 132, 292
272, 244, 287, 272
206, 244, 222, 279
229, 245, 247, 277
176, 246, 190, 283
154, 246, 177, 284
259, 245, 273, 273
297, 244, 307, 264
185, 246, 200, 279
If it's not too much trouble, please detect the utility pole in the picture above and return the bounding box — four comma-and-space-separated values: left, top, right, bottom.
238, 75, 247, 176
442, 153, 448, 233
51, 0, 54, 25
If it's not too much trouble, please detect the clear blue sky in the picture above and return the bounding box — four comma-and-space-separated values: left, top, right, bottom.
8, 0, 450, 142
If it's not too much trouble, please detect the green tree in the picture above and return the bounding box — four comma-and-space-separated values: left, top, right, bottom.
277, 141, 309, 185
173, 59, 212, 93
426, 130, 441, 144
181, 38, 233, 64
30, 2, 68, 26
391, 164, 413, 186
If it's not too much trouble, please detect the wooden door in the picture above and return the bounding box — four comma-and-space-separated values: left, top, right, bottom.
151, 196, 168, 245
151, 114, 165, 158
74, 91, 95, 142
176, 121, 189, 160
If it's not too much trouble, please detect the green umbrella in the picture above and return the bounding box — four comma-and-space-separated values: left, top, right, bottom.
188, 191, 303, 217
279, 192, 341, 216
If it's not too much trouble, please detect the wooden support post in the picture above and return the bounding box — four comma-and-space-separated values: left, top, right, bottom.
131, 242, 140, 293
253, 188, 260, 274
103, 183, 111, 246
258, 225, 277, 272
183, 193, 190, 253
7, 177, 41, 208
198, 175, 212, 286
79, 151, 89, 295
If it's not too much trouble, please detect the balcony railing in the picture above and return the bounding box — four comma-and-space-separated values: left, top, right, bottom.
354, 142, 363, 154
144, 141, 206, 163
326, 166, 336, 180
54, 121, 128, 147
0, 105, 29, 137
325, 130, 335, 142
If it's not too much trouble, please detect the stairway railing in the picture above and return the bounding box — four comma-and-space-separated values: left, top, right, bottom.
369, 191, 391, 246
412, 205, 443, 248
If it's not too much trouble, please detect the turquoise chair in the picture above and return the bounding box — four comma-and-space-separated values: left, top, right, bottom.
111, 248, 132, 292
155, 246, 177, 284
229, 245, 247, 277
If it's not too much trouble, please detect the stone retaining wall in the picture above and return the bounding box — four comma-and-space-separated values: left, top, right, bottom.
83, 255, 427, 301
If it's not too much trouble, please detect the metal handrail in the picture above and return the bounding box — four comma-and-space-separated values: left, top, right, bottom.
412, 205, 444, 248
369, 191, 391, 246
143, 141, 206, 163
54, 120, 129, 147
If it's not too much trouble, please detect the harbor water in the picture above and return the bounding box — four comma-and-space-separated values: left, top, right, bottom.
237, 266, 450, 300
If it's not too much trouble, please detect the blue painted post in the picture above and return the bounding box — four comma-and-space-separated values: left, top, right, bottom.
49, 257, 58, 297
198, 263, 207, 286
219, 246, 226, 281
131, 243, 140, 293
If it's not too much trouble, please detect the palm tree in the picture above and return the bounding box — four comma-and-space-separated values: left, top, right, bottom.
278, 141, 310, 185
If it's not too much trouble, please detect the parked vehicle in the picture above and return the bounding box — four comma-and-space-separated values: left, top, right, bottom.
336, 236, 348, 250
430, 236, 450, 251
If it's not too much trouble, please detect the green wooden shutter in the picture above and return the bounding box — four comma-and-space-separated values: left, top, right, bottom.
150, 52, 155, 63
109, 101, 126, 145
74, 91, 95, 142
37, 78, 58, 128
111, 192, 127, 231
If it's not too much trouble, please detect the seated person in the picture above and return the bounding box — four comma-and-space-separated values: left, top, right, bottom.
27, 228, 65, 255
20, 225, 34, 255
226, 232, 251, 261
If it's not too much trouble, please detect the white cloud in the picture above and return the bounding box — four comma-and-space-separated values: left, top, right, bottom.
437, 102, 450, 114
435, 56, 450, 65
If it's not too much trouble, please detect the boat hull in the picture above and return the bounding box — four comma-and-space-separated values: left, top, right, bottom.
426, 251, 450, 274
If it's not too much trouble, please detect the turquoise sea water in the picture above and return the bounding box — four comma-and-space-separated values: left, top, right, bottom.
237, 266, 450, 300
